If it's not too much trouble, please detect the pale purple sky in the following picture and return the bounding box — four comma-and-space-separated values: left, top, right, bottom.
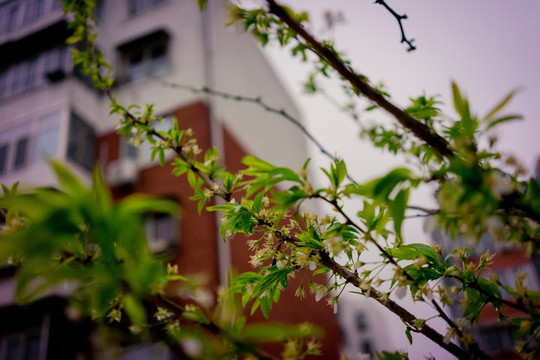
262, 1, 540, 358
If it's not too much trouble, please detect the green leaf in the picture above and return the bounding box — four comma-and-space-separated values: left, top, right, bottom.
50, 160, 85, 194
486, 114, 523, 129
348, 168, 411, 200
392, 243, 438, 264
197, 0, 208, 10
483, 90, 517, 122
391, 188, 409, 239
242, 323, 321, 342
66, 35, 82, 44
123, 294, 146, 325
120, 194, 177, 215
405, 327, 413, 345
253, 191, 264, 213
452, 81, 470, 119
376, 351, 406, 360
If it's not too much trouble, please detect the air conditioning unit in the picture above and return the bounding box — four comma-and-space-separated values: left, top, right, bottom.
45, 68, 66, 82
106, 158, 138, 186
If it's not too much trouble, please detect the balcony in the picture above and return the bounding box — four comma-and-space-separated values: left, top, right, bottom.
0, 0, 65, 46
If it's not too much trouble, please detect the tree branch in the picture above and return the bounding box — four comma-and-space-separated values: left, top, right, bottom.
266, 0, 454, 159
374, 0, 416, 52
313, 195, 490, 359
317, 252, 481, 360
153, 77, 358, 184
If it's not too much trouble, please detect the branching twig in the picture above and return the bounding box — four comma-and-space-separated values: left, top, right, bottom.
374, 0, 416, 52
154, 77, 359, 184
266, 0, 454, 158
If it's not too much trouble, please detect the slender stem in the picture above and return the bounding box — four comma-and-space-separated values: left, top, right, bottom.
153, 77, 359, 185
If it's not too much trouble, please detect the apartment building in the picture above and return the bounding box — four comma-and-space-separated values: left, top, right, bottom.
0, 0, 340, 358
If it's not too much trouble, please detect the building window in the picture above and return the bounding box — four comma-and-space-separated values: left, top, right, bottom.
33, 113, 60, 163
120, 136, 139, 160
359, 340, 372, 354
4, 5, 19, 34
117, 30, 170, 83
0, 327, 43, 360
355, 312, 368, 332
0, 70, 7, 98
68, 113, 96, 170
23, 0, 47, 24
0, 112, 61, 177
128, 0, 166, 16
0, 46, 70, 102
0, 144, 8, 175
0, 123, 31, 176
145, 212, 178, 253
13, 137, 29, 169
52, 0, 64, 10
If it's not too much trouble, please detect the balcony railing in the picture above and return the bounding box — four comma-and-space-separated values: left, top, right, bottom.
0, 0, 64, 41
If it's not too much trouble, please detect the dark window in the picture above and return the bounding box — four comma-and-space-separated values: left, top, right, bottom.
68, 113, 96, 170
145, 212, 178, 253
25, 58, 38, 88
129, 0, 165, 16
355, 312, 368, 332
359, 340, 372, 354
0, 327, 43, 360
44, 47, 67, 82
0, 143, 8, 175
127, 50, 145, 82
150, 44, 167, 73
0, 69, 7, 98
13, 137, 29, 169
126, 142, 138, 160
11, 64, 22, 92
118, 30, 170, 83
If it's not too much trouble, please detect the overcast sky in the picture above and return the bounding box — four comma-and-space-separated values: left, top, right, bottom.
260, 1, 540, 358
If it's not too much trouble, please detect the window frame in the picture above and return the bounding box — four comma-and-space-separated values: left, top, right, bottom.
128, 0, 167, 17
0, 111, 61, 178
144, 211, 179, 254
67, 112, 96, 171
117, 30, 170, 84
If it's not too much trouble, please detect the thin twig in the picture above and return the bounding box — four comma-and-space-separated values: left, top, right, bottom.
374, 0, 416, 52
153, 77, 359, 184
